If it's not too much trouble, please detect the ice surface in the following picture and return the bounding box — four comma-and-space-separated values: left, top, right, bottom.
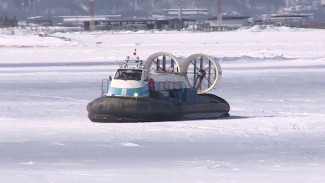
1, 27, 325, 183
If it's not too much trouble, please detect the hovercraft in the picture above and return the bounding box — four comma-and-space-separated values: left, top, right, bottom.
87, 52, 230, 122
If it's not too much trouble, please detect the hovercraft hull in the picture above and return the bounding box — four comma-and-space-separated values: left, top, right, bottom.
87, 94, 230, 123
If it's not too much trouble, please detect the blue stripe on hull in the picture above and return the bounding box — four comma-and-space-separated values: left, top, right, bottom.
108, 84, 149, 97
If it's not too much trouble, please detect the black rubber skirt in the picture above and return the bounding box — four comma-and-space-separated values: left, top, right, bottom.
87, 94, 230, 123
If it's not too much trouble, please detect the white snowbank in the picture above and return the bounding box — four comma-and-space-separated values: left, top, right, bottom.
1, 26, 325, 64
241, 25, 310, 32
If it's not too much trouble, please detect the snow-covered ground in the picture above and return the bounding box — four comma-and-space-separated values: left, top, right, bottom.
1, 26, 325, 183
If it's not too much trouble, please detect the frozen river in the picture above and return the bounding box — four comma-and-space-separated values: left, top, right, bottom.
1, 27, 325, 182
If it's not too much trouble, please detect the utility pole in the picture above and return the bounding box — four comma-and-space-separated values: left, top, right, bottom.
47, 1, 52, 26
178, 4, 183, 29
217, 0, 222, 27
89, 0, 95, 31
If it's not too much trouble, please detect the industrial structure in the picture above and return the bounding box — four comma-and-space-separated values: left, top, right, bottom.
17, 0, 325, 31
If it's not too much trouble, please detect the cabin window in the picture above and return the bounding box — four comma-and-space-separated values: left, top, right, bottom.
114, 69, 142, 81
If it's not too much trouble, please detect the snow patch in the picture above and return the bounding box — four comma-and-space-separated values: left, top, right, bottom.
119, 142, 141, 147
20, 161, 35, 165
54, 142, 66, 146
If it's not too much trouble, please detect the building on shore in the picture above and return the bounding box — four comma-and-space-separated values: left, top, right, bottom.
250, 14, 312, 27
83, 18, 195, 31
205, 15, 250, 31
0, 16, 18, 27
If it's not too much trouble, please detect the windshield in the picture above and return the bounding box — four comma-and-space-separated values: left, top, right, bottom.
114, 69, 142, 81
